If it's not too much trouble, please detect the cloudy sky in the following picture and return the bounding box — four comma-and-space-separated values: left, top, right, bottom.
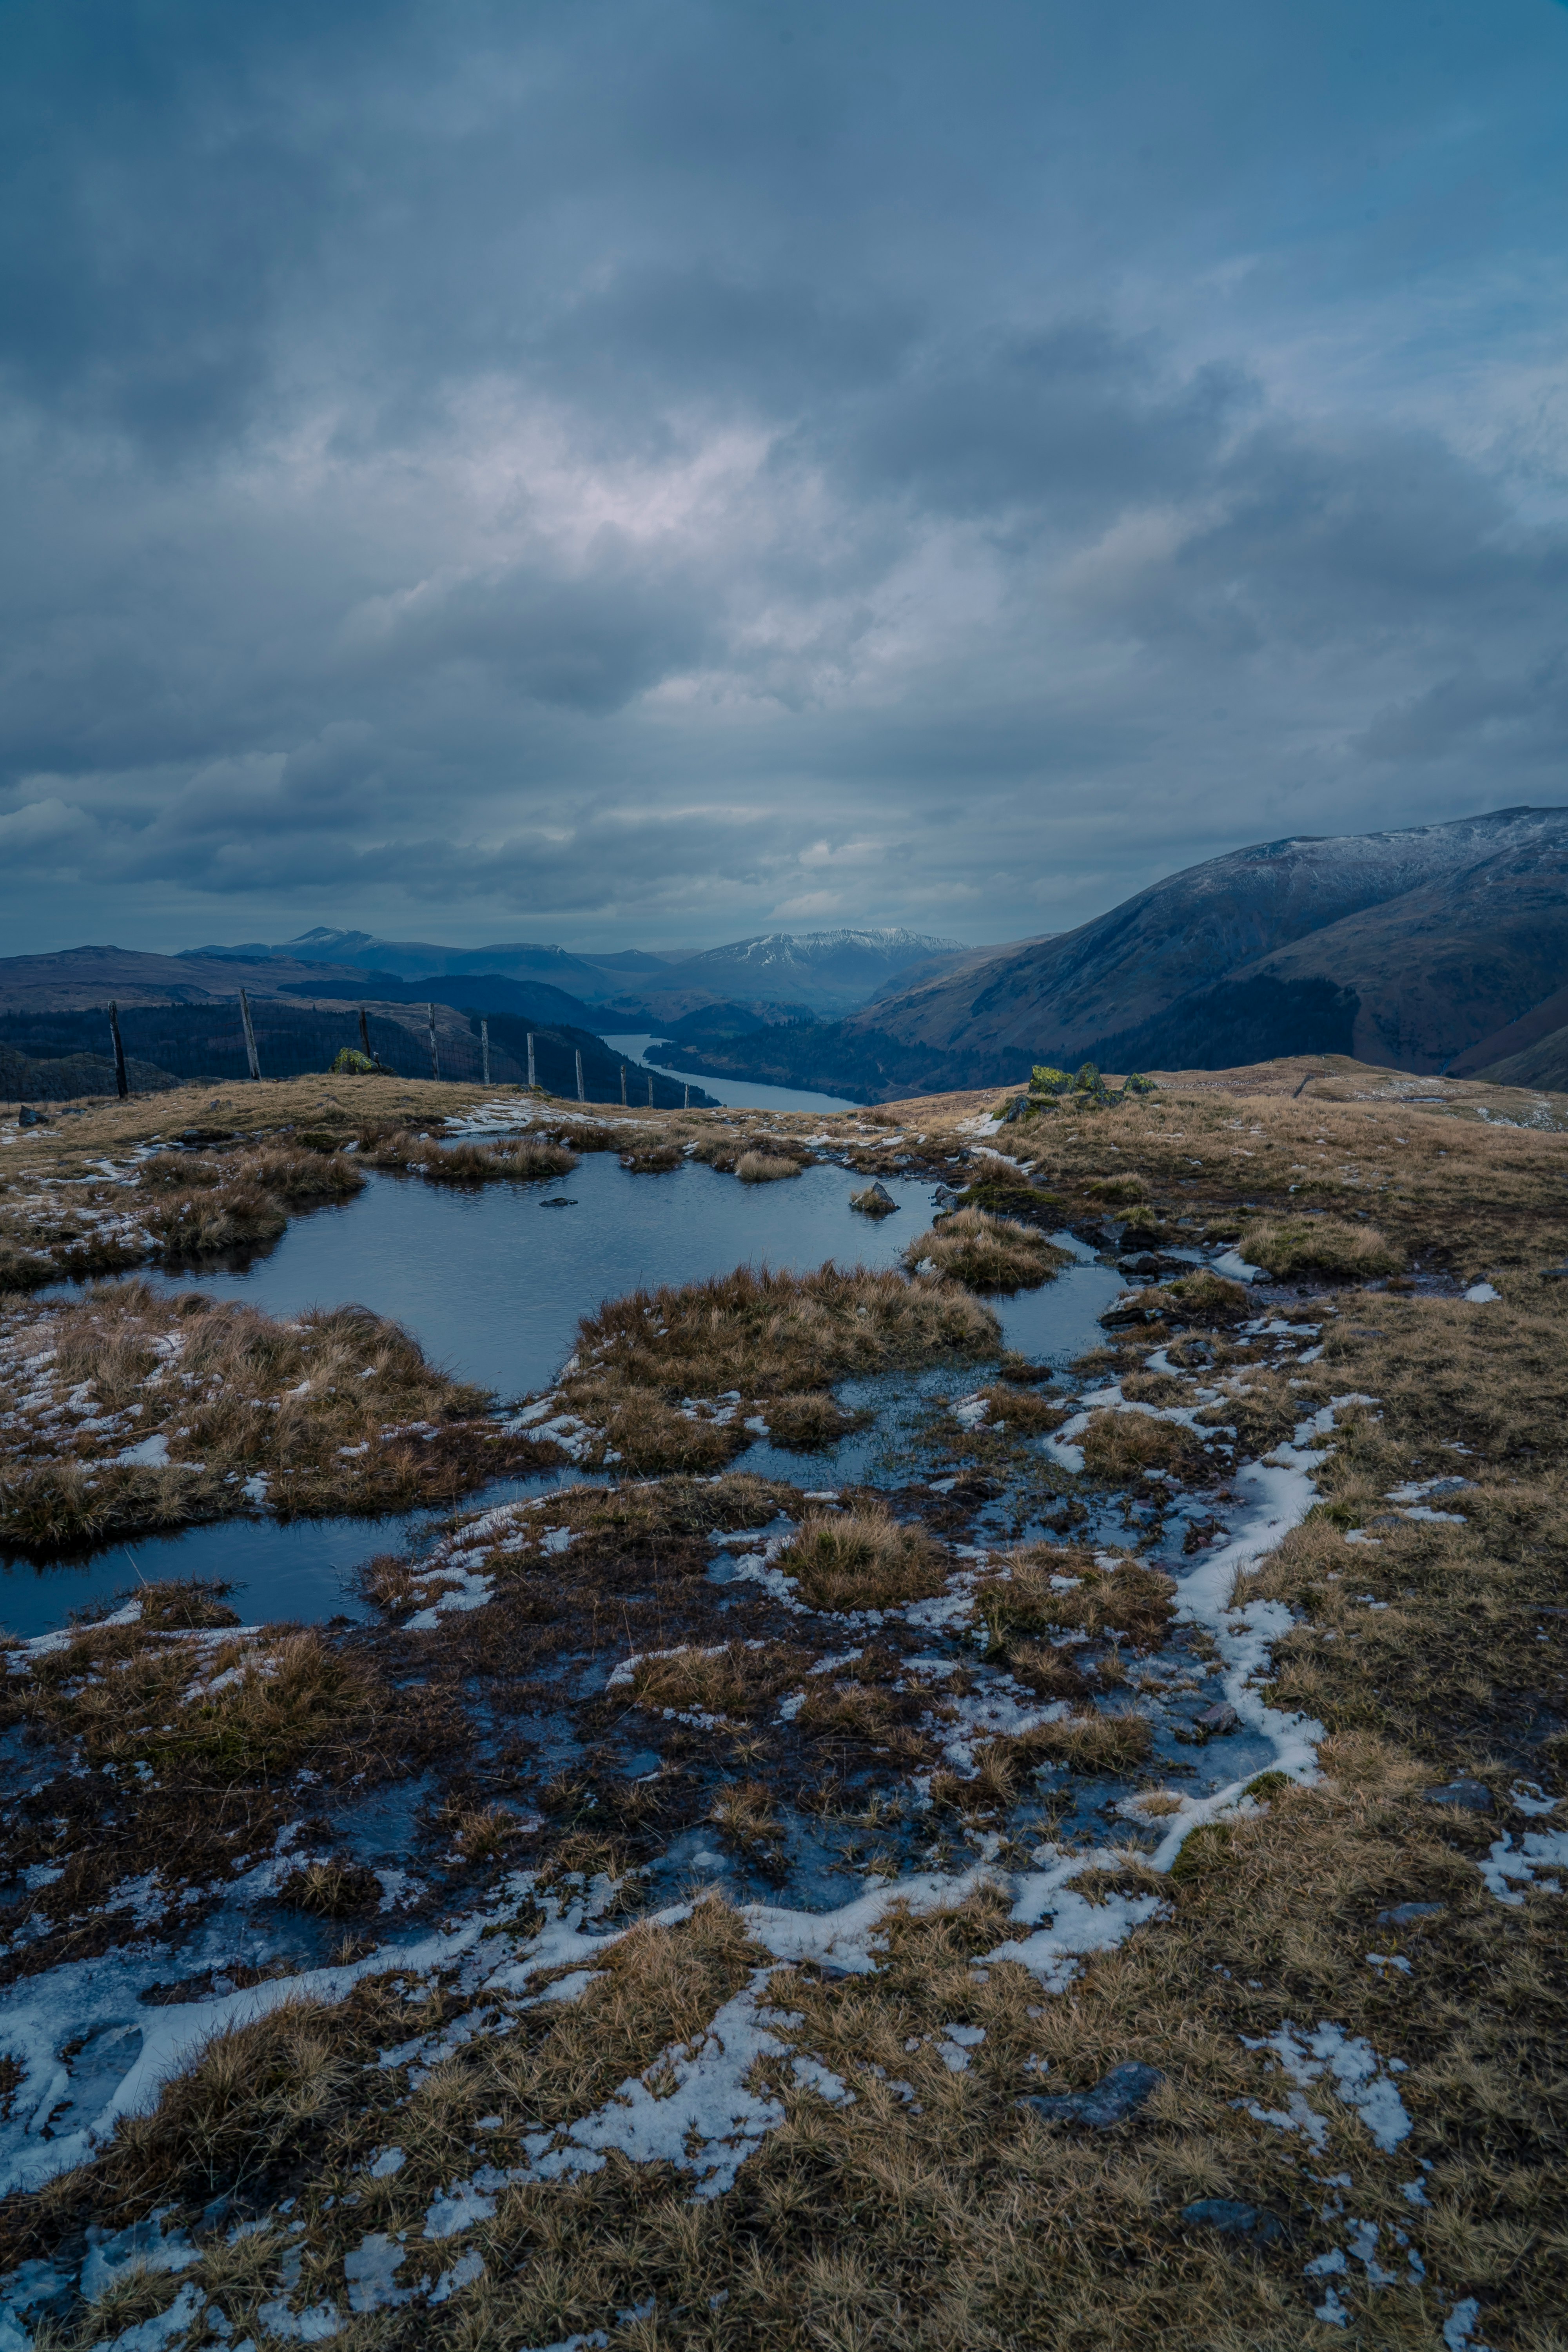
3, 0, 1566, 957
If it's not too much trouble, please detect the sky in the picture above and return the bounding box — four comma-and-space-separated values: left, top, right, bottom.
3, 0, 1567, 959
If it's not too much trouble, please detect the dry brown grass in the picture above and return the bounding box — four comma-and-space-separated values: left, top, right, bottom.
1238, 1213, 1403, 1280
556, 1260, 997, 1472
0, 1279, 499, 1551
629, 1642, 809, 1718
775, 1505, 949, 1612
906, 1206, 1069, 1292
736, 1150, 804, 1182
976, 1548, 1177, 1651
9, 1063, 1568, 2344
620, 1138, 683, 1173
1085, 1172, 1149, 1205
1077, 1407, 1216, 1485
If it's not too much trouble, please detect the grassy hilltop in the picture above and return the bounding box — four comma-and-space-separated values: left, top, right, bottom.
0, 1056, 1564, 2348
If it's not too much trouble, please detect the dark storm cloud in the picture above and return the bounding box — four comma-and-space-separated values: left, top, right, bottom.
2, 0, 1567, 949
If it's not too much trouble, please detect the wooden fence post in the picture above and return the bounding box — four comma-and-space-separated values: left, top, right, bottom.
107, 1001, 129, 1099
620, 1063, 627, 1106
238, 989, 261, 1082
481, 1019, 490, 1086
647, 1072, 653, 1108
526, 1033, 536, 1089
575, 1049, 584, 1103
427, 1003, 439, 1081
684, 1083, 690, 1110
358, 1006, 372, 1060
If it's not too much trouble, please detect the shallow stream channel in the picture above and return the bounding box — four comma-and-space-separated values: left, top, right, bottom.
0, 1103, 1392, 2329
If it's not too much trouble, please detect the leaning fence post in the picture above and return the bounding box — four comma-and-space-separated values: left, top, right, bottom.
481, 1019, 490, 1086
526, 1032, 536, 1089
575, 1049, 584, 1103
238, 989, 260, 1082
358, 1005, 372, 1061
620, 1063, 627, 1106
427, 1003, 439, 1081
107, 1001, 129, 1099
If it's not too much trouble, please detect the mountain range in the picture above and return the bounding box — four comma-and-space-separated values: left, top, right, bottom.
187, 926, 971, 1020
649, 808, 1568, 1100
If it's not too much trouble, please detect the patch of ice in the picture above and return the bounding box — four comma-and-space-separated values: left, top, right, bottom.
1463, 1283, 1499, 1304
428, 2250, 485, 2304
1246, 2022, 1410, 2150
342, 2236, 412, 2314
1510, 1782, 1561, 1818
1212, 1250, 1266, 1283
504, 1969, 852, 2199
1476, 1826, 1568, 1906
88, 2278, 205, 2350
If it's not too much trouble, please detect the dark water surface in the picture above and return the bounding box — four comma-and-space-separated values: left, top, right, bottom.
5, 1161, 1126, 1636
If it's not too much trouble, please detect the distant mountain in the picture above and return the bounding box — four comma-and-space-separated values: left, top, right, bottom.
278, 969, 603, 1030
0, 944, 381, 1011
253, 930, 615, 997
182, 924, 974, 1020
665, 809, 1568, 1099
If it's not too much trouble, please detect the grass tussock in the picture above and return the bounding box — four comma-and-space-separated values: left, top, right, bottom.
756, 1391, 870, 1451
977, 1548, 1176, 1651
775, 1506, 949, 1612
365, 1132, 578, 1183
556, 1261, 997, 1470
906, 1206, 1069, 1292
1078, 1407, 1215, 1485
16, 1622, 380, 1782
620, 1138, 683, 1174
0, 1279, 496, 1552
977, 1381, 1068, 1434
1021, 1706, 1156, 1774
1238, 1214, 1403, 1280
1085, 1172, 1150, 1205
629, 1642, 809, 1718
735, 1151, 802, 1183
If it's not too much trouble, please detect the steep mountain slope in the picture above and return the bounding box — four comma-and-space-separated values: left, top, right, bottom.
666, 807, 1568, 1099
853, 809, 1568, 1064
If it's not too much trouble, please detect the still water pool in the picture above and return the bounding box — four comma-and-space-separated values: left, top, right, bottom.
4, 1157, 1125, 1635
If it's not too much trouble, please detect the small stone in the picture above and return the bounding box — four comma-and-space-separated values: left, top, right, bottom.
1424, 1779, 1492, 1812
1181, 2198, 1285, 2246
1377, 1901, 1444, 1926
1020, 2060, 1164, 2127
1195, 1702, 1241, 1737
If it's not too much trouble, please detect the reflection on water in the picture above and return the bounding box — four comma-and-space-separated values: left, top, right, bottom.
116, 1159, 948, 1397
9, 1158, 1127, 1635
